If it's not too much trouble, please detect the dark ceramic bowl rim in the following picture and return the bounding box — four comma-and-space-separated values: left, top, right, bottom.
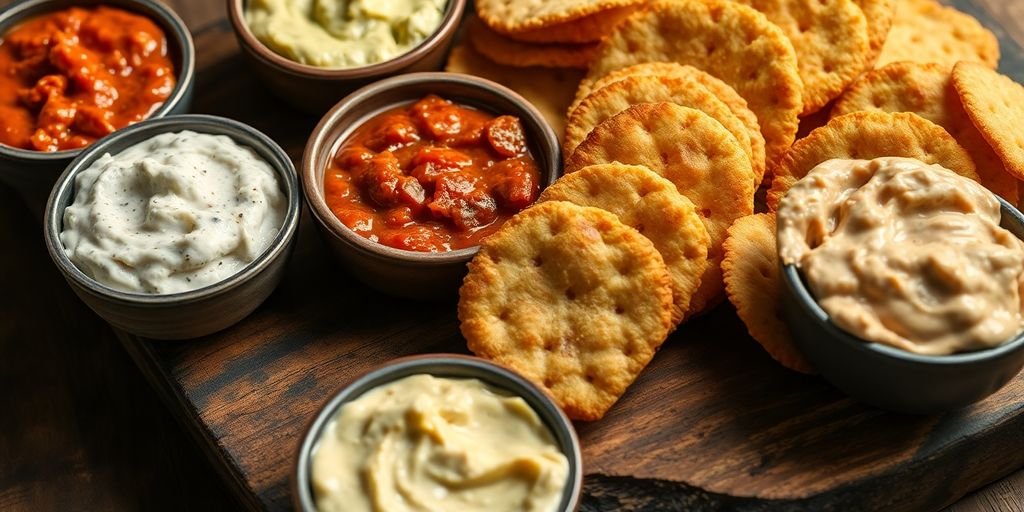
301, 71, 561, 265
0, 0, 196, 161
293, 354, 583, 512
43, 114, 301, 307
781, 196, 1024, 365
227, 0, 466, 78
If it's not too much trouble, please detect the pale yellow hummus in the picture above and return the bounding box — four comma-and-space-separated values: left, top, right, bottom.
311, 374, 569, 512
777, 157, 1024, 355
245, 0, 447, 68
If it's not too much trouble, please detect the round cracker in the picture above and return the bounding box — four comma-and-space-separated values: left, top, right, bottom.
853, 0, 895, 59
566, 103, 755, 317
581, 0, 803, 167
767, 111, 980, 210
459, 200, 673, 421
539, 164, 711, 326
467, 17, 599, 69
833, 62, 1018, 202
563, 74, 759, 185
475, 0, 646, 33
875, 0, 999, 69
733, 0, 872, 116
722, 213, 814, 374
446, 44, 584, 138
953, 61, 1024, 183
569, 62, 766, 181
499, 6, 637, 43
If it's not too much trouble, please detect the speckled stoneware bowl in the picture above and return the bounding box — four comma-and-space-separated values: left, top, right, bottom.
780, 197, 1024, 414
293, 354, 583, 512
227, 0, 466, 113
43, 115, 300, 340
0, 0, 195, 217
301, 72, 560, 300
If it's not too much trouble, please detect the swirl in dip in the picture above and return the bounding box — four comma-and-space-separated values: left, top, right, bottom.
60, 131, 286, 294
0, 6, 176, 151
244, 0, 447, 69
777, 157, 1024, 355
311, 374, 569, 512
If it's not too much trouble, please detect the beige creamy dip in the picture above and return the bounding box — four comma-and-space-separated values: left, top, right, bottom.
60, 131, 286, 294
245, 0, 447, 69
311, 374, 569, 512
777, 157, 1024, 355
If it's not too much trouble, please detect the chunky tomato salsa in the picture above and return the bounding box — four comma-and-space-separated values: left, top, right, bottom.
0, 6, 176, 152
324, 95, 542, 252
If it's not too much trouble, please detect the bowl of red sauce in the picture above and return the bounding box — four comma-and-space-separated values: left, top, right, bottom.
0, 0, 195, 214
302, 72, 560, 299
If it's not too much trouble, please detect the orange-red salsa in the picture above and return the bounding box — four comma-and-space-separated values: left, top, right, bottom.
0, 6, 175, 152
324, 95, 542, 252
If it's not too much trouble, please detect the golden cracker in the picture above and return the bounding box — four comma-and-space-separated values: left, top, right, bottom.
563, 74, 759, 185
539, 163, 710, 326
566, 103, 755, 317
875, 0, 999, 69
853, 0, 895, 59
467, 17, 599, 69
499, 6, 636, 44
767, 111, 979, 210
475, 0, 645, 34
833, 62, 1017, 202
733, 0, 872, 115
459, 201, 674, 421
722, 213, 815, 374
581, 0, 803, 167
953, 61, 1024, 183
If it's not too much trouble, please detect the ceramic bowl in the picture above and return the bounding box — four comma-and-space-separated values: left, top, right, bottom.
301, 72, 560, 300
0, 0, 195, 216
226, 0, 466, 113
43, 115, 300, 340
293, 354, 583, 512
780, 197, 1024, 414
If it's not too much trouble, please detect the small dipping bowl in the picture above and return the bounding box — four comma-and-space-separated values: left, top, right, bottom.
293, 354, 583, 512
43, 115, 301, 340
780, 197, 1024, 414
302, 72, 560, 300
227, 0, 466, 113
0, 0, 195, 216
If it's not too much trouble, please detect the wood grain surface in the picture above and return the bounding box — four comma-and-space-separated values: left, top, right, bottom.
1, 0, 1022, 511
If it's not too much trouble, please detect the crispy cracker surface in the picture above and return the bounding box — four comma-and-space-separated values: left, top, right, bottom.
875, 0, 999, 69
467, 17, 599, 69
499, 6, 637, 43
953, 61, 1024, 183
852, 0, 895, 59
459, 201, 673, 421
476, 0, 645, 33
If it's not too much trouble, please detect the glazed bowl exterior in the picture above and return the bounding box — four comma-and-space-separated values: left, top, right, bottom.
293, 354, 583, 512
780, 198, 1024, 414
0, 0, 195, 216
301, 72, 560, 300
227, 0, 466, 113
43, 115, 300, 340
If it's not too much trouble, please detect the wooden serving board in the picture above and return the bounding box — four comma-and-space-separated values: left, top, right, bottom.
114, 1, 1024, 511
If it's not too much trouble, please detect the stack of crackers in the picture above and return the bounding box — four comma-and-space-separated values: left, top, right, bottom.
452, 0, 1024, 419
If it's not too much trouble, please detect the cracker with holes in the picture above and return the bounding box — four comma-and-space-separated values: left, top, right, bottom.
539, 164, 710, 326
875, 0, 999, 69
467, 17, 599, 69
833, 62, 1017, 202
566, 102, 755, 317
459, 201, 674, 421
722, 213, 814, 374
732, 0, 871, 116
580, 0, 803, 167
568, 62, 766, 181
767, 111, 980, 210
475, 0, 646, 34
953, 61, 1024, 183
563, 74, 758, 184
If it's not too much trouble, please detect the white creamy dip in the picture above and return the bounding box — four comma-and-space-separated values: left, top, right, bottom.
777, 157, 1024, 355
60, 130, 287, 294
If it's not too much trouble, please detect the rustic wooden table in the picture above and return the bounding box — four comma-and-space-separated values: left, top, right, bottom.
2, 0, 1024, 511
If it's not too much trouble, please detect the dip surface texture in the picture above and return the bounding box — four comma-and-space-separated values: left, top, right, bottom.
311, 374, 569, 512
324, 95, 541, 252
777, 157, 1024, 355
60, 130, 286, 294
0, 6, 175, 151
245, 0, 446, 68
